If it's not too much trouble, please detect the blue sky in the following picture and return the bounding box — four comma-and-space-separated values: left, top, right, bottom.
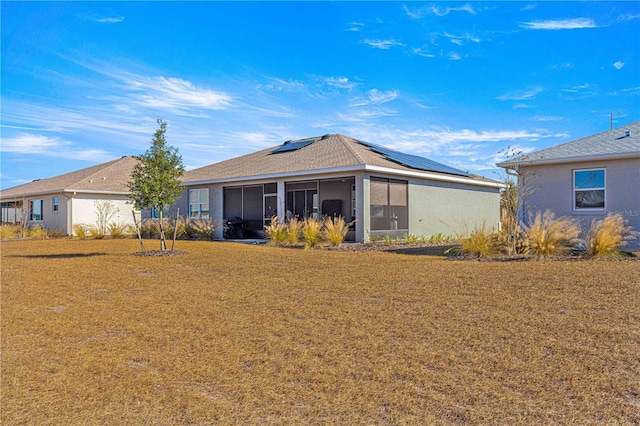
2, 1, 639, 189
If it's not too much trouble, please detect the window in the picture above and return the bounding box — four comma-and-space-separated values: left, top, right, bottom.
370, 178, 408, 231
189, 188, 209, 219
52, 197, 59, 212
151, 206, 169, 219
29, 199, 43, 221
574, 169, 605, 210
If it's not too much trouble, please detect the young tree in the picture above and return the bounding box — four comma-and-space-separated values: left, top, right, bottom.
128, 119, 185, 250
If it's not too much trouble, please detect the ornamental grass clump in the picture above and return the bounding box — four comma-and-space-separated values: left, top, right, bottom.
524, 210, 581, 259
302, 217, 322, 249
0, 224, 20, 240
108, 222, 134, 239
457, 222, 501, 258
265, 216, 288, 246
26, 225, 48, 239
190, 218, 215, 241
585, 214, 635, 258
285, 217, 303, 244
72, 224, 89, 239
322, 216, 349, 246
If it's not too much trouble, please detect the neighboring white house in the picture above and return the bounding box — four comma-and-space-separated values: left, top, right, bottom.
0, 156, 140, 235
497, 121, 640, 249
177, 134, 503, 242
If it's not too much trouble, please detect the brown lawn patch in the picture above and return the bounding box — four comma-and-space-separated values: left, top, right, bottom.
1, 239, 639, 424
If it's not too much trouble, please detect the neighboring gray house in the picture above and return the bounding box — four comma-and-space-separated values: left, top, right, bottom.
0, 156, 140, 235
497, 121, 640, 249
178, 134, 503, 242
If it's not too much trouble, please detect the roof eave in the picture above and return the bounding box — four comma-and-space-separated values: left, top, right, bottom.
182, 164, 504, 189
497, 151, 640, 169
0, 188, 131, 201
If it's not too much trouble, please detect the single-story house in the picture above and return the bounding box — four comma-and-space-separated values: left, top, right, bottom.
497, 121, 640, 249
176, 134, 503, 242
0, 156, 140, 235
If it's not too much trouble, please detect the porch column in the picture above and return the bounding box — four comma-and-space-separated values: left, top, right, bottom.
276, 180, 286, 222
355, 174, 368, 242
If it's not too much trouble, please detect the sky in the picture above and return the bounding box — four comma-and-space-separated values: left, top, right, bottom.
2, 1, 639, 189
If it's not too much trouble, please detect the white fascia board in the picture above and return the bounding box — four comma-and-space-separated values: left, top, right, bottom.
363, 165, 505, 189
181, 165, 366, 187
182, 164, 504, 189
0, 189, 131, 201
498, 152, 640, 169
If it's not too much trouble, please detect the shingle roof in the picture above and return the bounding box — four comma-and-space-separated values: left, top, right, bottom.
183, 133, 488, 183
497, 121, 640, 168
0, 156, 140, 200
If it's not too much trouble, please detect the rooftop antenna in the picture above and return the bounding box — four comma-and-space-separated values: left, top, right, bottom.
610, 111, 621, 130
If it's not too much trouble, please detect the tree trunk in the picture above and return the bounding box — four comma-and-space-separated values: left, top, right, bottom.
132, 210, 145, 253
159, 209, 167, 251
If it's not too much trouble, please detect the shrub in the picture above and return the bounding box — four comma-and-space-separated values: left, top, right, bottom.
265, 217, 288, 246
0, 224, 20, 240
108, 222, 133, 239
73, 224, 89, 239
404, 233, 419, 244
191, 218, 215, 241
286, 217, 303, 245
523, 210, 581, 259
302, 217, 322, 249
174, 217, 191, 239
87, 225, 105, 239
322, 216, 349, 247
584, 214, 635, 258
47, 228, 65, 238
457, 222, 501, 258
26, 225, 48, 239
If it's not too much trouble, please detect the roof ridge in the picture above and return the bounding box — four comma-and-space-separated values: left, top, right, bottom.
336, 134, 368, 165
78, 156, 136, 185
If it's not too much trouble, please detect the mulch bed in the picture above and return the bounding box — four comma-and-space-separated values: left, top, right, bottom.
131, 250, 187, 257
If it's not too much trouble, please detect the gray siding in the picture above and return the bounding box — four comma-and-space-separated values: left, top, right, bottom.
522, 157, 640, 249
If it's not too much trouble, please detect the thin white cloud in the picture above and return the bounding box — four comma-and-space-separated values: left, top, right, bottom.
533, 115, 563, 122
129, 76, 232, 110
430, 4, 476, 17
551, 63, 573, 70
326, 76, 357, 90
617, 13, 640, 22
412, 47, 435, 58
562, 83, 590, 93
520, 18, 597, 30
368, 89, 398, 104
448, 52, 462, 61
345, 22, 364, 32
513, 103, 534, 110
521, 4, 537, 11
361, 39, 405, 49
1, 133, 112, 161
497, 87, 543, 101
613, 61, 625, 70
96, 16, 124, 24
444, 32, 481, 44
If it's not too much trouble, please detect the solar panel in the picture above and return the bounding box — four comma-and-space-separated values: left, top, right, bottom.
271, 138, 316, 154
358, 140, 471, 177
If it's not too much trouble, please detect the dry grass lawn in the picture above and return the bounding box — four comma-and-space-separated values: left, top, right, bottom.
1, 239, 639, 424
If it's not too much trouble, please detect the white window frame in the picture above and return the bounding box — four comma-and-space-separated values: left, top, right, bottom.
573, 168, 606, 211
52, 197, 59, 213
189, 188, 210, 219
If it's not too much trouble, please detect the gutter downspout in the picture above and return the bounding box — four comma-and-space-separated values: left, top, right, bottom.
62, 192, 76, 236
